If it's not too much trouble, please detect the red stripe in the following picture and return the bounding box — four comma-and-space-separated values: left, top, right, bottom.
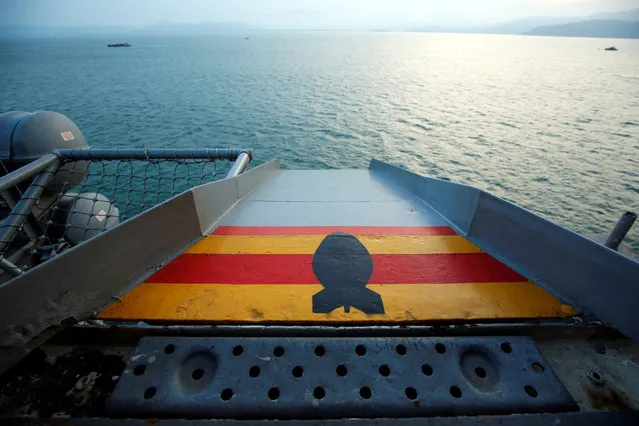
148, 253, 526, 284
212, 226, 456, 236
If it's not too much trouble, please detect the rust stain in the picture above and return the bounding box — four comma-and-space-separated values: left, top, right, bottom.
250, 308, 265, 320
586, 386, 631, 410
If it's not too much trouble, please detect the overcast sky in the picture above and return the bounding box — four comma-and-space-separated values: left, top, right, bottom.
3, 0, 637, 29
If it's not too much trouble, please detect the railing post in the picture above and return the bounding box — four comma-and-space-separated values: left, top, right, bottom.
0, 258, 23, 277
604, 212, 637, 251
0, 154, 60, 193
226, 152, 252, 178
0, 160, 61, 256
1, 190, 40, 243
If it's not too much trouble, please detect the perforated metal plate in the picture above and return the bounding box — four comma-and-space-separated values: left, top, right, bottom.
107, 337, 577, 419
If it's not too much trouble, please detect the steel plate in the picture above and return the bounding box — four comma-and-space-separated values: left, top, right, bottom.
107, 336, 576, 418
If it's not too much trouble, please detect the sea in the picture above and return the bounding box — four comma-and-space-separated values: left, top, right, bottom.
0, 32, 638, 249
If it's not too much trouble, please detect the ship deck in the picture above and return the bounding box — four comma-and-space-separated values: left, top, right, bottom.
2, 152, 639, 421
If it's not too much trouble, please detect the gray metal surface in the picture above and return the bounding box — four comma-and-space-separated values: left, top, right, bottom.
0, 153, 60, 192
245, 170, 403, 202
107, 336, 576, 418
218, 170, 447, 227
369, 159, 639, 342
0, 111, 28, 159
536, 335, 639, 411
1, 111, 87, 162
0, 111, 88, 164
0, 190, 200, 346
193, 160, 279, 234
236, 160, 280, 199
56, 192, 120, 243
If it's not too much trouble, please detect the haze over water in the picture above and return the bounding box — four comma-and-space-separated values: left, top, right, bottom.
0, 32, 638, 248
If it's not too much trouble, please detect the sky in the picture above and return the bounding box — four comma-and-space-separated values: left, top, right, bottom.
2, 0, 638, 29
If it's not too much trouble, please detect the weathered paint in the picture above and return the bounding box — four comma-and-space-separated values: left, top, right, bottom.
147, 253, 525, 284
98, 282, 576, 321
98, 226, 577, 322
212, 226, 456, 235
187, 235, 481, 255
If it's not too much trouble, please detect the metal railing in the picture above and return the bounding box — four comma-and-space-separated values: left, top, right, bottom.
0, 148, 252, 278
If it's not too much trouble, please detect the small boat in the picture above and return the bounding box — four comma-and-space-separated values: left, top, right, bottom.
604, 46, 618, 51
108, 42, 131, 47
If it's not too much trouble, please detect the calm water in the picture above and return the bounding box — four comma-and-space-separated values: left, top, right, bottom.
1, 33, 638, 248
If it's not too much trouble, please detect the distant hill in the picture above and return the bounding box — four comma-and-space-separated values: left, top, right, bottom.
412, 16, 583, 34
408, 8, 639, 38
590, 8, 639, 21
2, 8, 639, 38
410, 17, 591, 36
525, 19, 639, 39
479, 17, 583, 35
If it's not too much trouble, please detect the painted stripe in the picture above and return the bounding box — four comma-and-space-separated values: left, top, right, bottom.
98, 282, 577, 322
187, 235, 481, 255
212, 226, 457, 236
148, 253, 527, 284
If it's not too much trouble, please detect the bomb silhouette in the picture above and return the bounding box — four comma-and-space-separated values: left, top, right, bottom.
312, 232, 385, 314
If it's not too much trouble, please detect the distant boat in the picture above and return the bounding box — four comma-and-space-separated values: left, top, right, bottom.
604, 46, 618, 51
108, 42, 131, 48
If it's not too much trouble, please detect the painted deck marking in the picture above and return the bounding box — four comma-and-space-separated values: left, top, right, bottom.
98, 226, 577, 322
312, 232, 384, 314
148, 253, 525, 284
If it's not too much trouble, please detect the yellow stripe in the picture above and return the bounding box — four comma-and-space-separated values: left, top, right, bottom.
98, 282, 576, 322
186, 235, 482, 255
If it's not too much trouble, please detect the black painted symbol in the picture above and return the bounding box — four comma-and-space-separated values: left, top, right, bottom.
312, 232, 385, 314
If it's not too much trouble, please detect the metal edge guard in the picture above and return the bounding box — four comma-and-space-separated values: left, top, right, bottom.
0, 160, 280, 373
369, 159, 639, 342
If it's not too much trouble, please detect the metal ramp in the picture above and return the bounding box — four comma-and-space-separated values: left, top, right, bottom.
2, 154, 638, 359
98, 167, 575, 323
